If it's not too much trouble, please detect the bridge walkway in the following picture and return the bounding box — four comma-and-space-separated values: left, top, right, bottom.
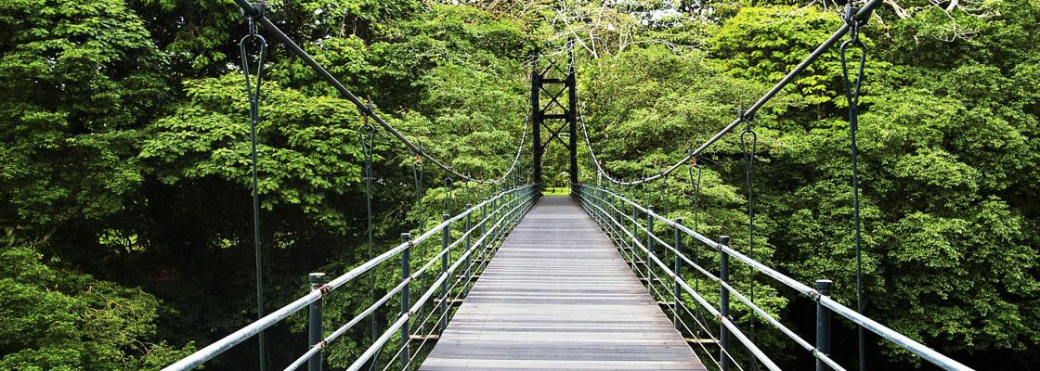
420, 196, 705, 370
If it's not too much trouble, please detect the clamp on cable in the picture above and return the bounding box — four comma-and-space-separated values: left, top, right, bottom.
841, 4, 868, 133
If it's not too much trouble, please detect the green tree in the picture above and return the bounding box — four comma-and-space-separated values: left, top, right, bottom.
0, 246, 193, 370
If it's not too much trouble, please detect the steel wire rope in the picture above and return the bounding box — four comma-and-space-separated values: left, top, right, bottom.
738, 108, 759, 370
357, 105, 384, 371
238, 11, 268, 369
840, 3, 869, 370
231, 0, 529, 185
572, 1, 881, 187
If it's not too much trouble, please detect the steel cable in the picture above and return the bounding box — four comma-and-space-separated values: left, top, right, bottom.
840, 3, 869, 370
232, 0, 529, 185
238, 13, 268, 370
357, 107, 382, 371
738, 110, 759, 368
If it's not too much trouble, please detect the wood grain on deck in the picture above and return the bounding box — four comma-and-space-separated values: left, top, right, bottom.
420, 196, 706, 371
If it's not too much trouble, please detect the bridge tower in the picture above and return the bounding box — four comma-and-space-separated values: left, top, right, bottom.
530, 44, 578, 186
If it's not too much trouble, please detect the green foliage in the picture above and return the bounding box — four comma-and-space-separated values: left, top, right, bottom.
0, 0, 167, 244
0, 245, 194, 370
1, 0, 1039, 370
140, 74, 366, 230
711, 6, 844, 105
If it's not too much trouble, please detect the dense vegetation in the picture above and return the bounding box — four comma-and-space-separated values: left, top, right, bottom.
1, 0, 1036, 370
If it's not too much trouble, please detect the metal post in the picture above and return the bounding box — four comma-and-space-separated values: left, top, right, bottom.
609, 191, 617, 231
646, 206, 655, 284
308, 273, 325, 371
440, 214, 450, 332
567, 44, 579, 184
673, 219, 683, 330
399, 233, 411, 371
816, 280, 834, 371
531, 54, 543, 185
719, 235, 731, 371
465, 204, 472, 287
481, 202, 487, 258
631, 203, 639, 276
491, 196, 499, 246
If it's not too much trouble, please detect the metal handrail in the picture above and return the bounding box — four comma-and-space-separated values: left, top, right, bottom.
162, 185, 537, 371
583, 189, 845, 370
575, 189, 781, 371
346, 190, 536, 371
576, 0, 883, 186
575, 183, 974, 371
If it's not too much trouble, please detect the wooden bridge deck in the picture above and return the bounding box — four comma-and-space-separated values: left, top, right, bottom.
420, 196, 705, 370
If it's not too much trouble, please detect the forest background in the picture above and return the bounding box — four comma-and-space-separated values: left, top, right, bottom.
1, 0, 1038, 370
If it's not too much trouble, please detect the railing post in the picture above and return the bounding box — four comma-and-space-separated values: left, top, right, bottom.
598, 188, 605, 222
308, 272, 325, 371
481, 202, 487, 259
646, 206, 655, 283
719, 235, 731, 371
631, 202, 639, 276
672, 219, 682, 330
491, 196, 499, 246
609, 191, 616, 229
465, 204, 472, 287
440, 214, 450, 333
816, 279, 834, 371
399, 233, 411, 371
615, 196, 624, 258
619, 196, 628, 259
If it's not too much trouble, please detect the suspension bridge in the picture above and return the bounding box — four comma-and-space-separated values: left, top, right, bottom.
162, 0, 976, 370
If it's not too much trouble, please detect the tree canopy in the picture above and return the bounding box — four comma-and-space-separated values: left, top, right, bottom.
0, 0, 1037, 370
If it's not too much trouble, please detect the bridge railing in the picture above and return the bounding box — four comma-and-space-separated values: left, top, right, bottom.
163, 185, 538, 371
574, 183, 973, 371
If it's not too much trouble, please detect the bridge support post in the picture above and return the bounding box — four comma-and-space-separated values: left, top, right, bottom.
719, 235, 731, 371
816, 280, 834, 371
491, 197, 499, 247
631, 204, 639, 278
465, 204, 472, 290
481, 202, 488, 263
568, 48, 578, 186
308, 273, 325, 371
647, 206, 655, 284
530, 55, 542, 187
530, 45, 578, 189
400, 233, 412, 371
673, 219, 683, 330
441, 214, 451, 333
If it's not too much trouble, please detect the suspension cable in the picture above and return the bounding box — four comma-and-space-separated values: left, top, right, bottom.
231, 0, 530, 185
841, 3, 869, 370
573, 0, 881, 187
357, 104, 381, 371
238, 8, 267, 369
443, 174, 455, 213
413, 144, 425, 216
688, 155, 703, 233
738, 108, 759, 369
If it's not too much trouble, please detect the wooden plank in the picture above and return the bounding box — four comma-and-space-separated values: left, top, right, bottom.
420, 196, 706, 370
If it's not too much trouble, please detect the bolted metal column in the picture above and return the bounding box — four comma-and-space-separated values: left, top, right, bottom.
816, 280, 834, 371
567, 45, 578, 185
440, 214, 450, 332
646, 206, 655, 284
399, 233, 412, 371
531, 54, 543, 186
628, 200, 636, 276
465, 204, 473, 288
719, 235, 731, 371
673, 219, 683, 330
481, 202, 488, 260
308, 273, 325, 371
